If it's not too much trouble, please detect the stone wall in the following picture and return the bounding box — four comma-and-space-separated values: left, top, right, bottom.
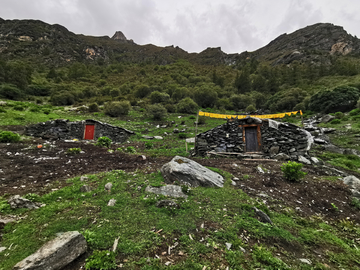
25, 119, 135, 143
195, 117, 312, 159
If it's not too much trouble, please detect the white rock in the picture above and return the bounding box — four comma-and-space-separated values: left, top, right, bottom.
105, 182, 113, 191
154, 136, 163, 140
298, 156, 311, 165
13, 231, 87, 270
0, 246, 6, 253
299, 258, 312, 265
257, 166, 265, 174
107, 199, 116, 206
225, 243, 232, 250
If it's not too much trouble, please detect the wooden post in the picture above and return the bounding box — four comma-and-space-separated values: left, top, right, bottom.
195, 111, 199, 136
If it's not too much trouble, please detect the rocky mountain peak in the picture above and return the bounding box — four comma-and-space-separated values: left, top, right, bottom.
111, 31, 128, 42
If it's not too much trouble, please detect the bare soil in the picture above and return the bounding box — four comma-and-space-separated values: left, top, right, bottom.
1, 134, 359, 224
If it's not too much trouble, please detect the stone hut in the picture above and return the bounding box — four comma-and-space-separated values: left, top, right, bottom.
195, 117, 313, 159
25, 119, 135, 143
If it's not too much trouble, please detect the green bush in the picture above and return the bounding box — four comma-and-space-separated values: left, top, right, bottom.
104, 101, 131, 117
96, 136, 112, 148
67, 148, 82, 154
178, 133, 187, 139
281, 161, 307, 182
147, 103, 167, 120
335, 112, 344, 119
51, 92, 76, 106
176, 97, 198, 114
0, 131, 21, 143
88, 103, 99, 113
0, 84, 24, 100
330, 119, 341, 125
0, 107, 6, 113
349, 108, 360, 116
43, 108, 51, 115
308, 85, 360, 113
145, 142, 154, 149
13, 104, 25, 111
245, 104, 256, 112
164, 104, 175, 113
149, 91, 170, 104
85, 250, 116, 270
125, 146, 136, 153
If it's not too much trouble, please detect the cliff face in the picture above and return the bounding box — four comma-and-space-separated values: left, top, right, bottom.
0, 19, 359, 66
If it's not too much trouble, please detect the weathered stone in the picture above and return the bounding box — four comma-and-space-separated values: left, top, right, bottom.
107, 199, 116, 206
310, 157, 320, 164
0, 217, 16, 228
274, 153, 290, 161
142, 135, 154, 139
269, 146, 279, 156
299, 258, 312, 265
145, 185, 188, 198
314, 138, 327, 144
322, 127, 336, 133
154, 136, 163, 140
8, 195, 39, 209
80, 185, 91, 192
80, 176, 88, 181
342, 176, 360, 191
320, 114, 335, 123
298, 156, 311, 165
104, 182, 113, 191
13, 231, 87, 270
253, 207, 273, 225
257, 166, 265, 174
173, 129, 179, 133
343, 149, 360, 156
225, 243, 232, 250
156, 200, 179, 208
161, 156, 224, 187
324, 144, 344, 154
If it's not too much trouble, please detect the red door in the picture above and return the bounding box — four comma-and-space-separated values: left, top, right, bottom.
84, 124, 95, 140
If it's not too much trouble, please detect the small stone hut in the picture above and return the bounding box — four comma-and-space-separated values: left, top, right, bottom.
25, 119, 135, 142
195, 117, 312, 159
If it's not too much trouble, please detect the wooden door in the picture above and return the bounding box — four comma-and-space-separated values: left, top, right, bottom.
245, 126, 258, 152
84, 124, 95, 140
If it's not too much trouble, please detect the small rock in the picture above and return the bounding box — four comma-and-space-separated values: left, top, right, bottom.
80, 185, 91, 193
104, 183, 113, 191
310, 157, 320, 164
165, 261, 171, 266
320, 114, 335, 123
256, 166, 265, 174
298, 156, 311, 165
8, 195, 39, 209
156, 200, 179, 208
299, 258, 312, 265
154, 136, 163, 140
0, 246, 6, 253
231, 181, 236, 186
253, 207, 273, 225
239, 247, 246, 253
142, 135, 154, 139
107, 199, 116, 206
145, 185, 188, 198
314, 138, 327, 144
232, 177, 240, 181
173, 129, 179, 134
225, 243, 232, 250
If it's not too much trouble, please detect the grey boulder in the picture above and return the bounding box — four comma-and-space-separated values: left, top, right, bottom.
8, 195, 39, 209
13, 231, 87, 270
161, 156, 224, 187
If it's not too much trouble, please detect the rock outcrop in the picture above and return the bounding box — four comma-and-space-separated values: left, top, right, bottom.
13, 231, 87, 270
161, 156, 224, 187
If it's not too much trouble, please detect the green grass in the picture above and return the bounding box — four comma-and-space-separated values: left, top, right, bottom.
1, 169, 360, 269
319, 152, 360, 172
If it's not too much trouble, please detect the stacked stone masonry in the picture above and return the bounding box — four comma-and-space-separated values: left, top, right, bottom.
195, 117, 310, 159
25, 119, 135, 143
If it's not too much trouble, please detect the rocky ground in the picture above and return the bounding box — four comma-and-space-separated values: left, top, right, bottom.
1, 134, 360, 225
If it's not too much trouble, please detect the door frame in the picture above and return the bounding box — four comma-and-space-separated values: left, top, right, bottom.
240, 124, 262, 152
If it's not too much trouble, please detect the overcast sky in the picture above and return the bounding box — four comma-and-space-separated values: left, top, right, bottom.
1, 0, 360, 53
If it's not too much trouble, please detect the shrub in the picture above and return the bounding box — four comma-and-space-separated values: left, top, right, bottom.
88, 103, 99, 113
104, 101, 131, 117
147, 104, 167, 120
125, 146, 136, 153
85, 250, 116, 270
96, 136, 112, 148
197, 116, 206, 125
0, 84, 24, 100
176, 97, 198, 114
149, 91, 170, 104
0, 131, 21, 143
164, 104, 176, 113
51, 92, 75, 106
349, 108, 360, 116
193, 86, 218, 108
308, 85, 360, 113
145, 142, 154, 149
178, 133, 187, 139
67, 148, 81, 155
330, 119, 341, 125
358, 98, 360, 109
13, 105, 25, 111
0, 107, 6, 113
335, 112, 344, 119
245, 104, 256, 112
281, 161, 307, 182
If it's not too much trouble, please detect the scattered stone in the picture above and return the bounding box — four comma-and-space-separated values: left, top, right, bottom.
154, 136, 163, 140
186, 137, 196, 143
225, 243, 232, 250
233, 177, 240, 181
80, 176, 88, 181
344, 124, 352, 129
0, 247, 6, 253
0, 217, 16, 228
324, 144, 344, 154
145, 185, 188, 198
165, 261, 172, 266
256, 166, 265, 174
156, 200, 179, 208
310, 157, 320, 164
239, 247, 246, 253
142, 135, 154, 139
80, 185, 91, 192
253, 207, 273, 225
274, 153, 289, 161
173, 129, 179, 133
105, 182, 113, 191
343, 149, 360, 156
320, 114, 335, 123
231, 181, 236, 186
322, 127, 336, 133
13, 231, 87, 270
8, 195, 39, 209
107, 199, 116, 206
161, 156, 224, 188
269, 146, 280, 156
314, 138, 327, 144
137, 155, 147, 161
298, 156, 311, 165
299, 258, 312, 265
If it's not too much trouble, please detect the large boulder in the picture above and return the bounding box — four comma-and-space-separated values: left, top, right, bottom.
342, 176, 360, 198
161, 156, 224, 187
13, 231, 87, 270
8, 195, 39, 209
